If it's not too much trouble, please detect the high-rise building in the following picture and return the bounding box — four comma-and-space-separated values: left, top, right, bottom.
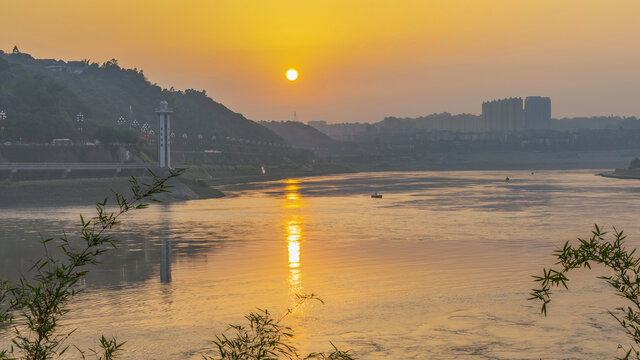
524, 96, 551, 130
481, 98, 524, 132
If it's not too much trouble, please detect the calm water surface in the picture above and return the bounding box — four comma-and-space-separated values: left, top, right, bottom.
2, 170, 640, 359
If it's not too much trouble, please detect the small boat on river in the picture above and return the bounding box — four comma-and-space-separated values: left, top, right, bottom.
371, 192, 383, 198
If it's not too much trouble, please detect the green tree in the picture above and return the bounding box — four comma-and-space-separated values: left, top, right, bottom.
93, 125, 139, 144
0, 170, 181, 359
530, 225, 640, 359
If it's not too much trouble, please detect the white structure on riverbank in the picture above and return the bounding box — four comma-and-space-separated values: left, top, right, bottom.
155, 100, 173, 169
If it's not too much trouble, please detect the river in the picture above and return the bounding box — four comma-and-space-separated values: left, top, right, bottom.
1, 170, 640, 359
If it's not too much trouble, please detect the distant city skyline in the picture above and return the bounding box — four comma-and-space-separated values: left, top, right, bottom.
4, 1, 640, 123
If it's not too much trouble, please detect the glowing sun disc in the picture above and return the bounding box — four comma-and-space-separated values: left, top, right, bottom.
286, 69, 298, 81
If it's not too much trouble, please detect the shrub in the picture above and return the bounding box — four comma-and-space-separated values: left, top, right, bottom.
531, 225, 640, 359
204, 294, 355, 360
0, 169, 181, 359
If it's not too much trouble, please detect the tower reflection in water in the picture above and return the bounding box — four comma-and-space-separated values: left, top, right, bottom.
160, 211, 172, 283
160, 238, 172, 283
283, 179, 303, 294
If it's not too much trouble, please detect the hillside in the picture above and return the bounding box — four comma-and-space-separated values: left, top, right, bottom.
259, 120, 338, 149
0, 49, 283, 146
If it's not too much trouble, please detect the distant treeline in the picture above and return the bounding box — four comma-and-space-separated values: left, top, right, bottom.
307, 114, 640, 144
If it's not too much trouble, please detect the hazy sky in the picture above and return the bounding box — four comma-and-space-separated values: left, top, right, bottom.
3, 0, 640, 123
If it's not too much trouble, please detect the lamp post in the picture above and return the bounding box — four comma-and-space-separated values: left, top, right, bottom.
76, 112, 84, 144
0, 110, 6, 142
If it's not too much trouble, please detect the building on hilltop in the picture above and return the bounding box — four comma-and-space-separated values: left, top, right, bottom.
524, 96, 551, 130
481, 98, 524, 133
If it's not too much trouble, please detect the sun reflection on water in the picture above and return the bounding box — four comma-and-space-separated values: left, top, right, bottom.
284, 182, 302, 208
283, 179, 304, 295
287, 221, 303, 293
287, 222, 301, 268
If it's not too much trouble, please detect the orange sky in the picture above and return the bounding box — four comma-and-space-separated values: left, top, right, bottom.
3, 0, 640, 123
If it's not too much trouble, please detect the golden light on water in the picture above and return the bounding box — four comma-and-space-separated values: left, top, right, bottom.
287, 222, 301, 268
283, 179, 303, 208
283, 179, 304, 294
286, 220, 303, 293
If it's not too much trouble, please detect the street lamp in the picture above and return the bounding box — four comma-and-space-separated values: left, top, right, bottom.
76, 112, 84, 144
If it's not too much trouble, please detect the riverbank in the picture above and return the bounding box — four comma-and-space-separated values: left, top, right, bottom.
597, 169, 640, 180
0, 163, 350, 207
0, 176, 224, 208
3, 148, 639, 207
337, 149, 640, 172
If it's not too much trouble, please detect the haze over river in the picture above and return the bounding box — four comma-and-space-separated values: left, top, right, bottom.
2, 170, 640, 359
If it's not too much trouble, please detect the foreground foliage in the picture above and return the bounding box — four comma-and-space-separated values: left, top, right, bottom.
531, 225, 640, 359
0, 170, 181, 360
0, 169, 355, 360
204, 294, 354, 360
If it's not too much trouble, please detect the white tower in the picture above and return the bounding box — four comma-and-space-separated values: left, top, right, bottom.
155, 100, 173, 169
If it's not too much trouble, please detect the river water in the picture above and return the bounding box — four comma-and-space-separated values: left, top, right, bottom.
2, 170, 640, 359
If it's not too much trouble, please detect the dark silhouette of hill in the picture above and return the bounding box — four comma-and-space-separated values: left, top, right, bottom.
259, 120, 337, 149
0, 49, 283, 145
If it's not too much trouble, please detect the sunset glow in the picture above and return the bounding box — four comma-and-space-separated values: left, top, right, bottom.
5, 1, 640, 358
5, 1, 640, 121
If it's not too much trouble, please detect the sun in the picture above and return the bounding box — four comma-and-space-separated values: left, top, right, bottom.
286, 69, 298, 81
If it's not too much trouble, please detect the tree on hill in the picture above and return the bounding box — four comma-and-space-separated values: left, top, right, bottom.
0, 52, 283, 147
0, 57, 82, 142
